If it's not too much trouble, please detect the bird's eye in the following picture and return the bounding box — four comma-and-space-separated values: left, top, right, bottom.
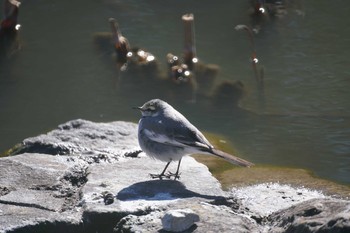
148, 105, 155, 111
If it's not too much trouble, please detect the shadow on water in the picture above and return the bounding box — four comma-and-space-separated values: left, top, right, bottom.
117, 180, 223, 201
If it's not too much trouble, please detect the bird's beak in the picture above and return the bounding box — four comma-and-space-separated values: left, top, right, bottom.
132, 106, 143, 111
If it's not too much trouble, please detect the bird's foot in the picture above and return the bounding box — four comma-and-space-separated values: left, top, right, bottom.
166, 172, 181, 180
149, 173, 171, 180
149, 172, 181, 180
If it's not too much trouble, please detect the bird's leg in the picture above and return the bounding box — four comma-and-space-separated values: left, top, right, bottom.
166, 158, 182, 180
150, 161, 171, 180
174, 158, 182, 180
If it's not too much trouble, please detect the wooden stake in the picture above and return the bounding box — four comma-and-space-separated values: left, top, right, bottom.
182, 13, 197, 70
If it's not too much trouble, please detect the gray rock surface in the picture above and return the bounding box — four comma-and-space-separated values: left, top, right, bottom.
267, 198, 350, 233
113, 197, 260, 233
0, 153, 84, 232
13, 119, 141, 161
230, 183, 326, 218
0, 119, 349, 233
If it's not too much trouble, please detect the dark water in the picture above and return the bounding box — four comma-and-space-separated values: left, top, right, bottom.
0, 1, 349, 186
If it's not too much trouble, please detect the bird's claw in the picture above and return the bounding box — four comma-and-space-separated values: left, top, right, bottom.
149, 173, 166, 180
167, 172, 181, 180
149, 172, 181, 180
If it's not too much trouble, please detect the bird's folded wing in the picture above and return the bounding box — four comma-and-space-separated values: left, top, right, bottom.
173, 134, 212, 150
143, 129, 185, 147
143, 128, 211, 150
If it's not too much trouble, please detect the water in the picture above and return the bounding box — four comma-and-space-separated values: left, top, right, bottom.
0, 1, 349, 186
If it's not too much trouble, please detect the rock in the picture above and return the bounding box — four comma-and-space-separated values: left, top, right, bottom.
11, 119, 141, 162
0, 153, 84, 233
0, 119, 141, 233
230, 183, 326, 217
267, 198, 350, 233
81, 154, 227, 233
161, 209, 200, 232
0, 119, 349, 233
114, 211, 164, 233
114, 199, 259, 233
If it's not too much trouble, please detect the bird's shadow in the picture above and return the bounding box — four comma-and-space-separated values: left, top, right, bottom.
117, 179, 223, 201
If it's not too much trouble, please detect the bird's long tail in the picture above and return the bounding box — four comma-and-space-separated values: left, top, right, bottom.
210, 148, 254, 167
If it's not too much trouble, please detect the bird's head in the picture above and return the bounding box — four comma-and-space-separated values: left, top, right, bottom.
133, 99, 167, 117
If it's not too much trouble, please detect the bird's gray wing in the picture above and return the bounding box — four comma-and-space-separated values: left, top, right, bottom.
142, 128, 184, 147
172, 126, 213, 151
143, 117, 212, 151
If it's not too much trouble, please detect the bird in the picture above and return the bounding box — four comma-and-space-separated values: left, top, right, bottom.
134, 99, 254, 180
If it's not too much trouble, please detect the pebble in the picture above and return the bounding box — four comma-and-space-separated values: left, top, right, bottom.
161, 208, 200, 232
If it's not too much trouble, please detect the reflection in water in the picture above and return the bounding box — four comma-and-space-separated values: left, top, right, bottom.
94, 13, 243, 106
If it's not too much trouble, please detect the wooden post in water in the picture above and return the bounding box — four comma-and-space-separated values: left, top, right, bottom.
1, 0, 21, 57
109, 18, 130, 66
1, 0, 21, 32
235, 24, 264, 87
182, 13, 197, 71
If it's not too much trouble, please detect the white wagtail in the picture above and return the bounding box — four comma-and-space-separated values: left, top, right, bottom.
134, 99, 254, 180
